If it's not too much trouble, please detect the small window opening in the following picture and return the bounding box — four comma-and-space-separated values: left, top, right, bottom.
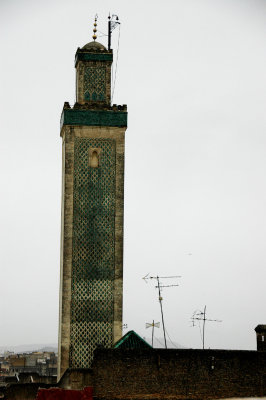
91, 151, 99, 168
89, 148, 101, 168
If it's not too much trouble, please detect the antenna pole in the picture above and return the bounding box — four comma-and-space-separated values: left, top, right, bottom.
157, 276, 167, 349
146, 320, 160, 348
107, 14, 120, 51
191, 306, 221, 349
203, 305, 206, 350
108, 14, 111, 50
143, 274, 180, 349
152, 320, 154, 348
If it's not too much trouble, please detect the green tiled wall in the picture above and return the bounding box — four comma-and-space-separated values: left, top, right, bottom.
84, 67, 106, 102
70, 137, 116, 368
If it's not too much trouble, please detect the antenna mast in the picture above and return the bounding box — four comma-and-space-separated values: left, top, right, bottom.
191, 305, 222, 349
146, 320, 160, 348
143, 274, 181, 349
108, 14, 120, 50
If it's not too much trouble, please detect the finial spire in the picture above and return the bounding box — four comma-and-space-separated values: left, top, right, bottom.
92, 14, 98, 41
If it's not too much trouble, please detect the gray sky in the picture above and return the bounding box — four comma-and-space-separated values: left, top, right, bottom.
0, 0, 266, 350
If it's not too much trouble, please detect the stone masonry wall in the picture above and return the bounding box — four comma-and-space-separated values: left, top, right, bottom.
92, 348, 266, 400
58, 125, 125, 378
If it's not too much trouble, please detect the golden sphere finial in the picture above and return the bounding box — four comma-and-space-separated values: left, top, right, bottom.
92, 14, 98, 41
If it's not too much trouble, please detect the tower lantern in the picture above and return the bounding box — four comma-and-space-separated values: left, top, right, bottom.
75, 26, 112, 105
58, 18, 127, 379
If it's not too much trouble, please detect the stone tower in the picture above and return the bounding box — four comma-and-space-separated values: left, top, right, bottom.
58, 35, 127, 379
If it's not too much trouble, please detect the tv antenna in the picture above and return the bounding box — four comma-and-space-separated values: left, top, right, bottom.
143, 274, 181, 349
146, 320, 160, 348
108, 14, 120, 50
191, 305, 222, 349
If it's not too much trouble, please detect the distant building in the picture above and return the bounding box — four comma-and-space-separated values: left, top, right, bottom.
0, 351, 57, 378
255, 324, 266, 351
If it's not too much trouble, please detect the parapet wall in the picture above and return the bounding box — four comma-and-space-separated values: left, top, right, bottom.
3, 348, 266, 399
92, 348, 266, 400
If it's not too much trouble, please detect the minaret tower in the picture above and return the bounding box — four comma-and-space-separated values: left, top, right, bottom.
58, 17, 127, 379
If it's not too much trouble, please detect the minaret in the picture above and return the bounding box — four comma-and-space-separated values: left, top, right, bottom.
58, 17, 127, 379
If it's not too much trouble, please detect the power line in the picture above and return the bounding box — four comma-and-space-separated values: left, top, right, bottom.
111, 24, 121, 103
97, 30, 108, 36
165, 328, 178, 349
154, 336, 165, 347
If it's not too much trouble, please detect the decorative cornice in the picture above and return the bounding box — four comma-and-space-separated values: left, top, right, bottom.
61, 108, 127, 130
75, 52, 113, 64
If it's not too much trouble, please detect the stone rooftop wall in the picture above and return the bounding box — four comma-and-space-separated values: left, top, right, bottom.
91, 348, 266, 400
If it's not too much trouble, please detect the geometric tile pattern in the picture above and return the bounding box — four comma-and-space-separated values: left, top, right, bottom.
84, 67, 106, 102
70, 138, 116, 368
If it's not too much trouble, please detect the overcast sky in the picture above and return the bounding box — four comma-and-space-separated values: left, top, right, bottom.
0, 0, 266, 351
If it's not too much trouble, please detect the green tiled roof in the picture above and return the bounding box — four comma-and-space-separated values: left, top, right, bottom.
113, 330, 152, 350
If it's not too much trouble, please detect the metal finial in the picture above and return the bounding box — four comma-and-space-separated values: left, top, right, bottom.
92, 15, 98, 41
